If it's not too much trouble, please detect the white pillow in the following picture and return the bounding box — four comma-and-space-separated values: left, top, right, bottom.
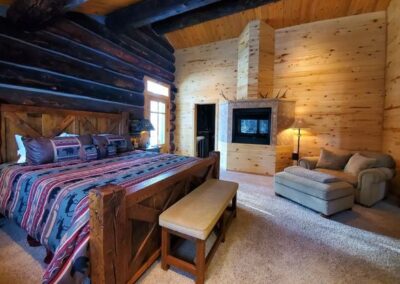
15, 134, 26, 163
58, 132, 78, 137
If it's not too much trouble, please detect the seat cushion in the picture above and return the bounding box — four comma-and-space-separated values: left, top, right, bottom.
315, 168, 358, 187
159, 179, 238, 240
275, 172, 353, 201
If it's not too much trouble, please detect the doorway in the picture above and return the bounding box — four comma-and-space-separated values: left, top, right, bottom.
195, 104, 216, 158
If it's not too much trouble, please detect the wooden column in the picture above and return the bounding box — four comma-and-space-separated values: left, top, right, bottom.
236, 20, 274, 100
89, 185, 128, 284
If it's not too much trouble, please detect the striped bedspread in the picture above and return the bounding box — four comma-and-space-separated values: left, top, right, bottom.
0, 151, 197, 283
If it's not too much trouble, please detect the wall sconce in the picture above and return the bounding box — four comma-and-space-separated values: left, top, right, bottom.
291, 118, 310, 164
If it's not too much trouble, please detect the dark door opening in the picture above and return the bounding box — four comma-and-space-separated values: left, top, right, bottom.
196, 104, 216, 158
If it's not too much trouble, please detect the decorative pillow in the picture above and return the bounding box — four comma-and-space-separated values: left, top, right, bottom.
15, 134, 26, 163
92, 135, 108, 159
23, 137, 54, 165
100, 134, 131, 153
80, 144, 98, 161
107, 144, 117, 157
316, 148, 352, 170
344, 153, 376, 176
78, 134, 93, 146
50, 137, 81, 162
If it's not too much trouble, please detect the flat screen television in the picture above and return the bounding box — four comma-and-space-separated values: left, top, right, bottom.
232, 108, 271, 145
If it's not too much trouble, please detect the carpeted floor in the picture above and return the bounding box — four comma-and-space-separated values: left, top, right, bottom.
1, 170, 400, 284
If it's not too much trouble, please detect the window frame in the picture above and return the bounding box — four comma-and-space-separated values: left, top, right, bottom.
144, 76, 171, 152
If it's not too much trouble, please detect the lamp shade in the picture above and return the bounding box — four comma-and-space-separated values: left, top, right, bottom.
291, 118, 310, 129
141, 119, 155, 131
130, 119, 155, 134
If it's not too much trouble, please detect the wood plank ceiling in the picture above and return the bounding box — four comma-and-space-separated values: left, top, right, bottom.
165, 0, 392, 49
0, 0, 392, 49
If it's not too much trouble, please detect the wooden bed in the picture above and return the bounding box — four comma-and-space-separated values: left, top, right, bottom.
0, 104, 220, 284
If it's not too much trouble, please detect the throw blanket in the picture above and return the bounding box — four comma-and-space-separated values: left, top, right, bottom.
0, 151, 197, 283
284, 166, 339, 183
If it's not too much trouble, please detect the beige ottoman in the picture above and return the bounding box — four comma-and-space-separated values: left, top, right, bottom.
275, 171, 354, 217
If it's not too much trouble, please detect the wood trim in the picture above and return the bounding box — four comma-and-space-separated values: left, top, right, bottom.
143, 76, 171, 153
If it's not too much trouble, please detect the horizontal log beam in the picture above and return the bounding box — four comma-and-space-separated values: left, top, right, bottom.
0, 17, 145, 89
0, 33, 143, 93
106, 0, 222, 31
124, 28, 175, 62
153, 0, 278, 34
138, 26, 175, 54
65, 13, 175, 72
0, 61, 144, 106
48, 19, 175, 83
0, 83, 143, 114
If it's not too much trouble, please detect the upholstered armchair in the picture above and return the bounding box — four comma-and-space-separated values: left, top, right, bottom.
299, 152, 396, 207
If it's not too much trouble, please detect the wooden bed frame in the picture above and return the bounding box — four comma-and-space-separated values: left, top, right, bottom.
0, 104, 220, 284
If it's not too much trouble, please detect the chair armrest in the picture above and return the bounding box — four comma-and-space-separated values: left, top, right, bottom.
358, 167, 394, 186
356, 168, 394, 206
298, 156, 319, 170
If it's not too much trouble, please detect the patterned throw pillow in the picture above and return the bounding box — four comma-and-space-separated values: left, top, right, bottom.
80, 144, 98, 161
107, 144, 117, 157
101, 134, 131, 153
50, 137, 81, 162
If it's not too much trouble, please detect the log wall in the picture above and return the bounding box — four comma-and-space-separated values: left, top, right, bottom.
0, 12, 175, 117
175, 12, 387, 173
383, 0, 400, 198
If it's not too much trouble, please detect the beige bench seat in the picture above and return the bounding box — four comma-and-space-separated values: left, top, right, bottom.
159, 178, 238, 284
159, 179, 238, 240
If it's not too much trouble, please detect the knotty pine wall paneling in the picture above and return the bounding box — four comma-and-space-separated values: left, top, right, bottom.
274, 11, 386, 156
174, 38, 238, 158
174, 12, 387, 173
383, 0, 400, 199
237, 20, 275, 100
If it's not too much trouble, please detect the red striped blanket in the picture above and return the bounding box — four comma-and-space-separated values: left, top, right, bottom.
0, 151, 197, 283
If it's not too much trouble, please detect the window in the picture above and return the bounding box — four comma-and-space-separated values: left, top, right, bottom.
147, 80, 169, 97
144, 78, 170, 148
150, 101, 166, 145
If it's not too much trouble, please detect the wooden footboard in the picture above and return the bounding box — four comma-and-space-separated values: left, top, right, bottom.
89, 152, 220, 284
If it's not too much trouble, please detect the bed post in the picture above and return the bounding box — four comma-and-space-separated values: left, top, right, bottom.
89, 185, 128, 284
209, 151, 220, 179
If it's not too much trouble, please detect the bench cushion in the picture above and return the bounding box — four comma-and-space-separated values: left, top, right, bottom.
159, 179, 238, 240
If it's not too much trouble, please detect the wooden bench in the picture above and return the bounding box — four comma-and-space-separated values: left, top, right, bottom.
159, 178, 238, 284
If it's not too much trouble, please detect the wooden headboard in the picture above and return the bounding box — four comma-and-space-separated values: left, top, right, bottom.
0, 104, 129, 163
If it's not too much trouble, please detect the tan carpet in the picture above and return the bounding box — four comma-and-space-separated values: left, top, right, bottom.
1, 170, 400, 284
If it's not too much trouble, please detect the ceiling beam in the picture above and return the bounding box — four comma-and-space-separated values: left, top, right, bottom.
153, 0, 279, 34
106, 0, 222, 32
6, 0, 87, 29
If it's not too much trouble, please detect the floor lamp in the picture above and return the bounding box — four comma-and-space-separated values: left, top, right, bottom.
291, 118, 309, 165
